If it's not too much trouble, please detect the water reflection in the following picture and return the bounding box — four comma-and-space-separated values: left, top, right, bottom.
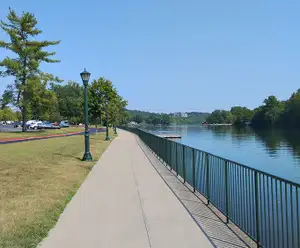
207, 126, 300, 160
147, 125, 300, 183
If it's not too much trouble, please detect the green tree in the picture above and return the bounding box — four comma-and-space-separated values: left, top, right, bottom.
119, 111, 131, 125
52, 81, 83, 124
280, 89, 300, 128
0, 8, 60, 131
206, 110, 233, 124
89, 77, 127, 126
161, 114, 171, 125
252, 96, 285, 127
132, 115, 143, 124
230, 106, 253, 126
26, 74, 59, 120
0, 107, 16, 121
89, 78, 106, 126
15, 111, 22, 121
0, 89, 13, 109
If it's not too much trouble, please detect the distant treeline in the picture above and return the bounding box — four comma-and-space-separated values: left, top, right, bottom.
206, 89, 300, 128
127, 110, 209, 125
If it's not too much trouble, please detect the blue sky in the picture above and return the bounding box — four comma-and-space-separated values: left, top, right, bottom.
0, 0, 299, 113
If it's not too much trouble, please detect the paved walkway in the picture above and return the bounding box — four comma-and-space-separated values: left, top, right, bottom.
38, 130, 213, 248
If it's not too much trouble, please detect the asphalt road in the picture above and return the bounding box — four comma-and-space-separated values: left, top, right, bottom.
0, 124, 21, 132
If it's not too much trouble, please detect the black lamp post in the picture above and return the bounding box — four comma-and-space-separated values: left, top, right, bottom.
114, 125, 117, 135
105, 98, 110, 141
80, 68, 93, 161
114, 114, 118, 135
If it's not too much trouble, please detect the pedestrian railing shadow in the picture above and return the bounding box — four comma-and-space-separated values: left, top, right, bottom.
137, 138, 256, 248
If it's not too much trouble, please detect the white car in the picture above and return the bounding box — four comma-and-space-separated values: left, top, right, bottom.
26, 120, 38, 128
29, 121, 42, 130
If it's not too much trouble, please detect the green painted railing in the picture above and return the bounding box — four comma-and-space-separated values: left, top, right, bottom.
125, 127, 300, 248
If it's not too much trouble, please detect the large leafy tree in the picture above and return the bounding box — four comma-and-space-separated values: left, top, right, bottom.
206, 110, 234, 124
110, 95, 127, 126
0, 8, 60, 131
280, 89, 300, 128
89, 78, 106, 126
0, 107, 16, 121
230, 106, 253, 125
89, 77, 127, 126
132, 114, 143, 124
26, 74, 59, 120
51, 81, 84, 124
252, 96, 285, 127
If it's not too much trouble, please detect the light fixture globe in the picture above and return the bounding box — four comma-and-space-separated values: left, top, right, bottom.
80, 68, 91, 86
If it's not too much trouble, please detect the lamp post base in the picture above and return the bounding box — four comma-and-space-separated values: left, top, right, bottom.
105, 136, 110, 141
82, 152, 93, 161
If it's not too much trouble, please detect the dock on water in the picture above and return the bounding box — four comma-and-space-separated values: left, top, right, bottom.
157, 134, 181, 139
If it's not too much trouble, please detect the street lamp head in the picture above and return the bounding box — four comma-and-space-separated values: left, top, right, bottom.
80, 68, 91, 86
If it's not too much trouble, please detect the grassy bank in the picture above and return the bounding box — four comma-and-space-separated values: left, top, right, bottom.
0, 131, 114, 248
0, 127, 86, 139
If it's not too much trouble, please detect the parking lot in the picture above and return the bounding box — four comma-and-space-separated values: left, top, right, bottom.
0, 124, 41, 133
0, 124, 21, 132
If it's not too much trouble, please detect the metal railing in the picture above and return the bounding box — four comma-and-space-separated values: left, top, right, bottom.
125, 127, 300, 248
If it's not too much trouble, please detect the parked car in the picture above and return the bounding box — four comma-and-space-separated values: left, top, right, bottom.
29, 121, 43, 130
26, 120, 38, 128
60, 120, 70, 128
13, 121, 22, 128
38, 121, 61, 130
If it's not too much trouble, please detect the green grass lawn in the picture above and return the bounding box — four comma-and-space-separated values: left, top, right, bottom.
0, 127, 84, 139
0, 130, 115, 248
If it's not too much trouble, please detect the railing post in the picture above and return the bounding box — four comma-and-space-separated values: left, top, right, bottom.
192, 148, 196, 192
169, 142, 172, 171
176, 143, 179, 176
225, 160, 229, 223
206, 153, 210, 205
255, 171, 260, 247
182, 146, 186, 183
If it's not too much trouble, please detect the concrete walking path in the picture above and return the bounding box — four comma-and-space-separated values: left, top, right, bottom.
38, 130, 213, 248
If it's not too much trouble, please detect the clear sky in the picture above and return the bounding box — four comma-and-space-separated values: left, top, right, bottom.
0, 0, 299, 113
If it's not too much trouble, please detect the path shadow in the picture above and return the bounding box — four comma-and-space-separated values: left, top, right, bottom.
137, 138, 257, 248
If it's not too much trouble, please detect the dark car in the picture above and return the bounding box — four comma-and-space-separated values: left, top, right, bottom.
13, 122, 22, 128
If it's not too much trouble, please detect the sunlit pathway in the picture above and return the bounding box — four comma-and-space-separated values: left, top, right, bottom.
38, 130, 213, 248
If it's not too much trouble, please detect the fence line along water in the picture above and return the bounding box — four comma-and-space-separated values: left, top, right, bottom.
124, 127, 300, 248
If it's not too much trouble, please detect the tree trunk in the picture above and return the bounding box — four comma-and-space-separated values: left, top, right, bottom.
99, 111, 102, 126
21, 90, 27, 132
22, 105, 27, 132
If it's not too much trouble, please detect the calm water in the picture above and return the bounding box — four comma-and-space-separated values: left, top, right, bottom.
147, 125, 300, 184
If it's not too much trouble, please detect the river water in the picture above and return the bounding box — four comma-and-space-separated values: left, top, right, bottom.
147, 125, 300, 184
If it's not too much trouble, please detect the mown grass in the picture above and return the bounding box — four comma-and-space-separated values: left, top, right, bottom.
0, 127, 85, 139
0, 130, 115, 248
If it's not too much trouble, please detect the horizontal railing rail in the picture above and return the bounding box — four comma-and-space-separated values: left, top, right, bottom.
124, 127, 300, 248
